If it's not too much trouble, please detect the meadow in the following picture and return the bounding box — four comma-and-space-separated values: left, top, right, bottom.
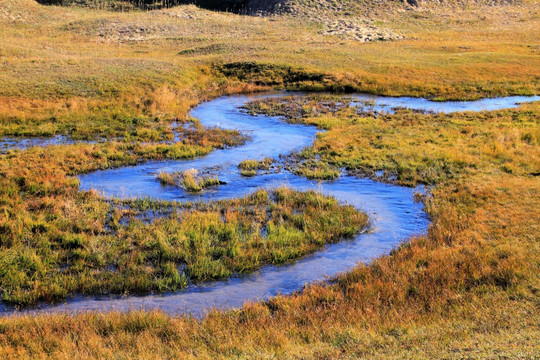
0, 0, 539, 358
0, 170, 366, 306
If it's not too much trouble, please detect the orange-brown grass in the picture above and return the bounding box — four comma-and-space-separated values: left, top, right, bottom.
1, 101, 538, 358
0, 81, 264, 140
0, 0, 539, 357
0, 174, 537, 358
0, 131, 367, 305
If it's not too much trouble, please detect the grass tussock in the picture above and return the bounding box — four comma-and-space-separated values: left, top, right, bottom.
293, 159, 340, 180
157, 168, 221, 192
0, 0, 539, 357
238, 157, 274, 176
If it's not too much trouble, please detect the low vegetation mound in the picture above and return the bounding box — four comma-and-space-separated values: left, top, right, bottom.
238, 157, 274, 176
157, 168, 221, 191
0, 184, 367, 306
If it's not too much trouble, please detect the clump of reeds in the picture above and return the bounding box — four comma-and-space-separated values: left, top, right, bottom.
294, 160, 340, 180
238, 158, 274, 177
157, 169, 220, 192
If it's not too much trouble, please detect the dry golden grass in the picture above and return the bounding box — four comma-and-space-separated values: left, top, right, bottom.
1, 1, 539, 127
0, 173, 538, 358
0, 0, 539, 358
249, 97, 540, 185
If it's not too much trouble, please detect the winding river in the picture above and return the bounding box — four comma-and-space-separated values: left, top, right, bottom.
1, 92, 538, 316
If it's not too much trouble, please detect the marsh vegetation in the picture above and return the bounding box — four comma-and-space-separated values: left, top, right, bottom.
246, 95, 540, 185
0, 0, 539, 358
0, 184, 367, 306
157, 168, 222, 191
238, 157, 274, 176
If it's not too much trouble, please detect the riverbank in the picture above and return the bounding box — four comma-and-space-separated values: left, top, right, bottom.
0, 0, 539, 358
1, 100, 538, 358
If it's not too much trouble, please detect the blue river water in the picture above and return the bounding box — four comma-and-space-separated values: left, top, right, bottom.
1, 92, 538, 316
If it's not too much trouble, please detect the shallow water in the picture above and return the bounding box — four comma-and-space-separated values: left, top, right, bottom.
350, 94, 540, 113
1, 92, 538, 316
0, 135, 77, 153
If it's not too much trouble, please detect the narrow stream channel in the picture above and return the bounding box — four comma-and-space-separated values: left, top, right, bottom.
1, 93, 538, 316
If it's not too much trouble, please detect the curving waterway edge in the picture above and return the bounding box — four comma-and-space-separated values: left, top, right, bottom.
1, 92, 538, 317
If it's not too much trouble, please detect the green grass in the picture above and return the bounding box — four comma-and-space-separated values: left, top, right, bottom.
157, 169, 221, 192
0, 0, 539, 358
0, 185, 367, 306
180, 169, 220, 191
238, 157, 274, 176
